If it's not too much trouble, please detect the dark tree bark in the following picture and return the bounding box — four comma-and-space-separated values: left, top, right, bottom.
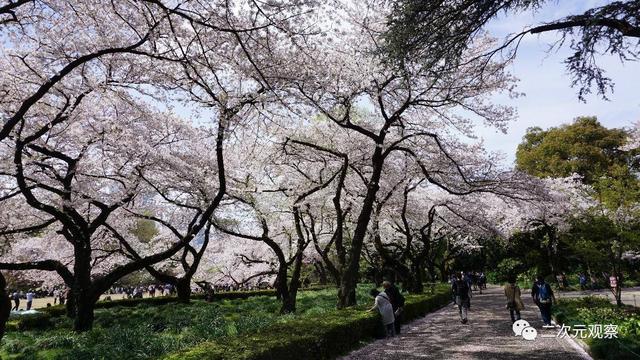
175, 279, 192, 303
337, 145, 386, 308
0, 272, 11, 341
313, 262, 328, 285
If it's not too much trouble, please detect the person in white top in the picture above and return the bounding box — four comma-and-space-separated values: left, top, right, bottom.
368, 289, 395, 337
53, 289, 60, 305
25, 291, 34, 310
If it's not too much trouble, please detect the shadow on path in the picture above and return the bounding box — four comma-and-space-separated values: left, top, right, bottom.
340, 286, 591, 360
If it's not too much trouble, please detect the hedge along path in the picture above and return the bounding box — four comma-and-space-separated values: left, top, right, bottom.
341, 285, 592, 360
163, 286, 452, 360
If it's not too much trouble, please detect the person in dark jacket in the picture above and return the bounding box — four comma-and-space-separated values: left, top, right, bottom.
452, 272, 471, 324
11, 291, 19, 311
383, 281, 405, 334
531, 275, 556, 328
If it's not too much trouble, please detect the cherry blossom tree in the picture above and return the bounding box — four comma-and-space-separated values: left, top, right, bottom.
271, 0, 525, 307
0, 0, 316, 327
0, 90, 224, 331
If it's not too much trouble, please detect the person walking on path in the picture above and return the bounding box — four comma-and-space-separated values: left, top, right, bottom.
504, 276, 524, 323
11, 291, 19, 311
579, 273, 588, 291
452, 273, 471, 324
25, 290, 34, 311
368, 289, 396, 338
531, 275, 556, 328
383, 281, 405, 335
479, 272, 487, 290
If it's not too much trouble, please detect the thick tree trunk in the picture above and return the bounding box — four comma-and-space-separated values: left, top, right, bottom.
176, 278, 191, 304
426, 261, 437, 282
280, 291, 296, 314
439, 262, 448, 282
314, 262, 328, 285
73, 243, 94, 332
545, 226, 557, 276
65, 291, 76, 318
337, 272, 357, 309
273, 276, 282, 300
74, 292, 97, 332
406, 262, 424, 294
274, 264, 293, 314
337, 147, 384, 309
281, 251, 304, 314
0, 272, 11, 341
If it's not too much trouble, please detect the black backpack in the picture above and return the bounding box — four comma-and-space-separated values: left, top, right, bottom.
454, 280, 469, 298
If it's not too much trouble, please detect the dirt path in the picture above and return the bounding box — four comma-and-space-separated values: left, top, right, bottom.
341, 286, 591, 360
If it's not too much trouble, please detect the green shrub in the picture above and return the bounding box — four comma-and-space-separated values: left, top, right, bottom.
39, 306, 67, 317
10, 312, 53, 331
553, 297, 640, 360
3, 336, 32, 354
163, 286, 451, 360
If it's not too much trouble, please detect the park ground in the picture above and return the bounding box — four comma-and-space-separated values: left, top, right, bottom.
13, 293, 159, 311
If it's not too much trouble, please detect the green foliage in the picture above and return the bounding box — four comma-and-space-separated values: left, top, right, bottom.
39, 306, 66, 318
131, 218, 159, 243
507, 117, 640, 282
163, 285, 451, 360
7, 313, 53, 331
1, 285, 450, 360
493, 258, 524, 282
515, 117, 630, 185
564, 212, 640, 277
553, 297, 640, 360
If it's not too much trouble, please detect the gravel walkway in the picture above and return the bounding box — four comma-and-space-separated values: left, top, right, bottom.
340, 286, 592, 360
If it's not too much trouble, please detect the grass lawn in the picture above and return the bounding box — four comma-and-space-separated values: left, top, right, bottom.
2, 285, 446, 360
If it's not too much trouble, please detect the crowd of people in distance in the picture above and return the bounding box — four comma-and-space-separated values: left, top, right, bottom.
7, 281, 274, 312
106, 284, 177, 299
105, 282, 271, 300
9, 286, 70, 312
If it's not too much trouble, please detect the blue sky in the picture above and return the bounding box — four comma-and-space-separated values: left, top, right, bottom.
480, 0, 640, 165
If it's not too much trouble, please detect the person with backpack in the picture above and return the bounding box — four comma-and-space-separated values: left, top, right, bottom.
531, 275, 556, 328
383, 281, 405, 334
579, 273, 588, 291
504, 276, 524, 323
368, 289, 396, 337
452, 273, 471, 324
